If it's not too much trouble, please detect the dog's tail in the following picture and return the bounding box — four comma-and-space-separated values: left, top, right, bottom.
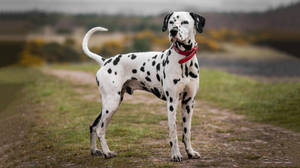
82, 27, 108, 66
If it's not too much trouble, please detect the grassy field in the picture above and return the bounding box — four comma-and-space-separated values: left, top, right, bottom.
52, 63, 300, 132
198, 68, 300, 132
0, 66, 177, 167
1, 65, 300, 167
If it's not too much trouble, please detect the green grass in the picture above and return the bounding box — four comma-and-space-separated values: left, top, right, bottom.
0, 66, 175, 167
197, 68, 300, 132
1, 64, 300, 166
50, 63, 300, 132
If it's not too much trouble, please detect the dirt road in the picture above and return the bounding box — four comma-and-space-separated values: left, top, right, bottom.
42, 68, 300, 167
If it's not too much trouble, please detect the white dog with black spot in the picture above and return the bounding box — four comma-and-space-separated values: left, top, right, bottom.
82, 11, 205, 162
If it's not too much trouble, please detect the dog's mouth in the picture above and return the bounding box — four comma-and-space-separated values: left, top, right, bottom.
172, 39, 193, 51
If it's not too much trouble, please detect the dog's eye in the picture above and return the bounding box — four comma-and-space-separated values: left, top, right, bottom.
169, 21, 174, 24
181, 21, 189, 25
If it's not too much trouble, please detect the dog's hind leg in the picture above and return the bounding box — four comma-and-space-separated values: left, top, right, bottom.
95, 93, 121, 158
90, 110, 103, 156
181, 92, 200, 159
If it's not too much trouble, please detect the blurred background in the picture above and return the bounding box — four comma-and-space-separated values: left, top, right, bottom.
1, 0, 300, 78
1, 0, 300, 167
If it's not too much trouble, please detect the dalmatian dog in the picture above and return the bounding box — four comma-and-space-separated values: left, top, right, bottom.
82, 11, 205, 162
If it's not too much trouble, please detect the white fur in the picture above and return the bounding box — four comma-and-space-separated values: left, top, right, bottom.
83, 12, 201, 162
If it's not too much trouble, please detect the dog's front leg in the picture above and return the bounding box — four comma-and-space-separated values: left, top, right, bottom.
181, 97, 200, 159
167, 94, 182, 162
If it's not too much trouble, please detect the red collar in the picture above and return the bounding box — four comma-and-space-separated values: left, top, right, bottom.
172, 45, 198, 64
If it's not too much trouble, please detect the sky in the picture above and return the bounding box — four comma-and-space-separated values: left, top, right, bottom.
0, 0, 299, 15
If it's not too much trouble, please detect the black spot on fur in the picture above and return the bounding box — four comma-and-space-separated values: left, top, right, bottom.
143, 62, 146, 66
142, 86, 148, 91
184, 127, 187, 134
96, 77, 99, 86
169, 105, 174, 112
145, 76, 151, 82
101, 122, 104, 128
189, 71, 198, 78
132, 69, 137, 73
140, 82, 145, 86
173, 78, 180, 84
190, 60, 193, 67
126, 87, 133, 95
163, 70, 166, 79
182, 97, 191, 105
186, 105, 190, 114
185, 65, 188, 77
170, 141, 173, 147
195, 62, 199, 69
169, 97, 173, 103
113, 54, 122, 65
160, 54, 164, 59
156, 74, 160, 81
156, 63, 160, 71
182, 92, 187, 100
147, 71, 150, 76
162, 95, 167, 101
152, 61, 156, 66
115, 72, 117, 75
101, 57, 106, 61
131, 77, 137, 80
118, 91, 121, 95
104, 58, 112, 65
167, 50, 171, 56
131, 54, 137, 60
166, 56, 170, 65
106, 110, 109, 114
152, 55, 157, 59
107, 69, 112, 74
166, 91, 169, 97
151, 87, 161, 98
140, 66, 145, 72
183, 117, 186, 122
90, 112, 102, 133
162, 59, 166, 67
181, 64, 184, 78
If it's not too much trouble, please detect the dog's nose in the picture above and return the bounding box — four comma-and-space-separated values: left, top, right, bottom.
170, 29, 178, 37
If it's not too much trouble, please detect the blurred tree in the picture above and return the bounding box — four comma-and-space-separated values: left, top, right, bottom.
64, 38, 76, 47
42, 42, 81, 62
131, 30, 155, 52
99, 40, 125, 57
19, 39, 45, 66
0, 41, 25, 67
196, 35, 221, 52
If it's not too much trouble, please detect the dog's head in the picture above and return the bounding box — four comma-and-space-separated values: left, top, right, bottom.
162, 11, 205, 49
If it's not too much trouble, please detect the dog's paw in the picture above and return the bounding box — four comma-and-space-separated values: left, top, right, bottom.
103, 151, 117, 159
91, 149, 103, 156
170, 153, 183, 162
187, 150, 200, 159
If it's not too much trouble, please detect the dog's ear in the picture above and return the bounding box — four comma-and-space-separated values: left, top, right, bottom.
189, 12, 206, 33
162, 12, 173, 32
